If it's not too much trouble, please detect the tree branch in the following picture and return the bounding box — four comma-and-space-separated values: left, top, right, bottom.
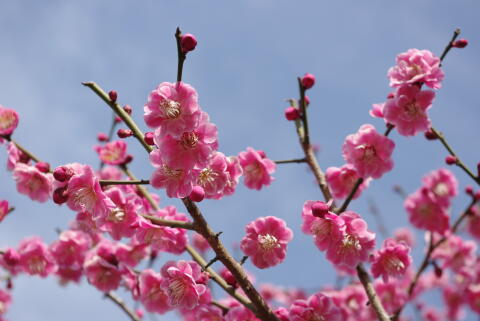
104, 291, 142, 321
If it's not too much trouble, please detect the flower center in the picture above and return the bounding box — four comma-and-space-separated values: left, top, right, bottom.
180, 132, 199, 149
401, 101, 422, 121
162, 165, 183, 179
198, 168, 218, 187
72, 187, 97, 213
384, 255, 405, 273
160, 99, 181, 119
434, 183, 449, 197
107, 209, 125, 223
28, 256, 46, 274
341, 234, 361, 252
258, 234, 279, 251
168, 279, 186, 305
0, 112, 15, 130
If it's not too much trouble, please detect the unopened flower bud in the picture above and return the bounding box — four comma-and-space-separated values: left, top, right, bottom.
304, 95, 310, 106
53, 187, 69, 204
475, 190, 480, 201
284, 106, 300, 121
301, 73, 315, 89
108, 90, 118, 102
6, 278, 13, 290
452, 39, 468, 48
257, 150, 266, 158
311, 201, 330, 218
117, 129, 133, 138
181, 33, 197, 53
433, 263, 443, 278
3, 249, 20, 266
53, 166, 74, 182
445, 155, 457, 165
97, 132, 108, 142
35, 162, 50, 173
144, 132, 155, 145
465, 186, 474, 195
135, 309, 144, 319
424, 129, 438, 140
387, 92, 395, 99
124, 154, 134, 164
220, 268, 237, 288
123, 104, 132, 115
115, 116, 122, 123
189, 185, 205, 202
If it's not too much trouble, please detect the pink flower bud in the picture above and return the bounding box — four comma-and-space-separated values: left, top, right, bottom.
465, 186, 474, 195
475, 190, 480, 201
311, 201, 330, 218
284, 106, 300, 121
124, 154, 134, 164
115, 116, 122, 123
35, 162, 50, 173
53, 187, 68, 204
135, 309, 144, 319
144, 132, 155, 145
387, 92, 395, 99
220, 268, 237, 288
97, 132, 108, 142
304, 95, 310, 106
3, 248, 20, 266
123, 104, 132, 115
108, 90, 118, 102
452, 39, 468, 48
434, 264, 443, 278
424, 129, 438, 140
445, 155, 457, 165
117, 129, 133, 138
6, 278, 13, 290
301, 73, 315, 89
53, 166, 74, 182
189, 185, 205, 202
181, 33, 197, 52
257, 150, 266, 158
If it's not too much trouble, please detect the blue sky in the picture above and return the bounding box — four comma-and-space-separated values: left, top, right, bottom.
1, 1, 479, 320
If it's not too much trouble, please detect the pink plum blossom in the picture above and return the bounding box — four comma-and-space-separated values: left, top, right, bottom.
289, 292, 342, 321
326, 211, 376, 271
66, 165, 116, 219
342, 124, 395, 179
225, 306, 259, 321
431, 235, 476, 272
196, 152, 230, 199
0, 288, 11, 316
421, 168, 458, 208
467, 205, 480, 239
371, 238, 411, 282
238, 147, 276, 190
13, 163, 53, 202
149, 149, 197, 198
393, 227, 415, 248
83, 240, 123, 292
144, 82, 201, 138
240, 216, 293, 269
160, 260, 206, 310
326, 164, 370, 199
0, 106, 19, 136
138, 269, 171, 314
466, 284, 480, 314
387, 49, 444, 89
192, 233, 210, 254
155, 111, 218, 171
114, 242, 149, 267
95, 140, 128, 165
6, 142, 28, 170
405, 190, 450, 234
224, 155, 243, 196
18, 236, 57, 278
383, 84, 435, 136
374, 279, 408, 314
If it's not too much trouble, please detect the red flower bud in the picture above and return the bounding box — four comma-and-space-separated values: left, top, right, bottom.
115, 116, 122, 123
124, 154, 134, 164
445, 155, 457, 165
181, 33, 197, 53
284, 106, 300, 121
123, 104, 132, 115
35, 162, 50, 173
97, 132, 108, 142
311, 201, 330, 218
452, 39, 468, 48
53, 166, 74, 182
144, 132, 155, 145
465, 186, 474, 195
53, 187, 69, 205
424, 129, 438, 140
301, 73, 315, 89
117, 129, 133, 138
108, 90, 118, 102
189, 185, 205, 202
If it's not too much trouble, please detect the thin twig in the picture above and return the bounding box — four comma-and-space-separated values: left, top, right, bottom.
297, 78, 310, 147
175, 27, 186, 82
274, 158, 307, 164
430, 127, 479, 185
0, 136, 42, 163
99, 112, 119, 169
356, 264, 392, 321
104, 292, 141, 321
99, 179, 150, 186
335, 178, 364, 214
141, 214, 195, 230
439, 28, 461, 64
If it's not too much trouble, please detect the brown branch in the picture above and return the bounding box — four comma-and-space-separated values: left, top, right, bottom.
335, 178, 364, 214
439, 28, 461, 65
356, 264, 392, 321
141, 214, 195, 230
104, 291, 142, 321
99, 179, 150, 186
274, 157, 307, 164
182, 197, 279, 321
175, 27, 186, 83
430, 127, 479, 185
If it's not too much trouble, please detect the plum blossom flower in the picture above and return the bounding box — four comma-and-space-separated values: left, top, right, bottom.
240, 216, 293, 269
156, 111, 218, 171
13, 163, 53, 202
238, 147, 276, 190
6, 142, 29, 170
326, 211, 376, 271
289, 292, 342, 321
404, 190, 449, 234
0, 288, 11, 316
383, 84, 435, 136
18, 236, 57, 278
196, 152, 230, 199
160, 260, 206, 310
431, 235, 476, 272
371, 238, 411, 282
0, 105, 19, 136
326, 164, 370, 199
149, 149, 197, 198
83, 240, 123, 292
225, 306, 259, 321
393, 227, 415, 248
421, 168, 458, 208
342, 124, 395, 179
95, 140, 128, 165
138, 269, 172, 314
388, 49, 444, 89
144, 82, 201, 138
66, 165, 116, 219
224, 156, 243, 196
